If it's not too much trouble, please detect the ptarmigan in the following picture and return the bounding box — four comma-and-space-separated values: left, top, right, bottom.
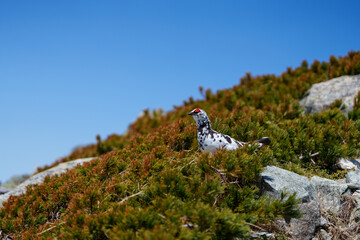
188, 108, 270, 154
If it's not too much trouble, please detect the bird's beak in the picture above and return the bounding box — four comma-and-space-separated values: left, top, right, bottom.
188, 111, 194, 116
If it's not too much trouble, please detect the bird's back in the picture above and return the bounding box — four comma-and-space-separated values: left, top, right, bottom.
198, 129, 245, 153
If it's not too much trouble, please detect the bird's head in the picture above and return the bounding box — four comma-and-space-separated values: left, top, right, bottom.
188, 108, 210, 127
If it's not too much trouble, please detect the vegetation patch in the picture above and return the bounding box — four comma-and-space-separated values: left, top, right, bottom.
1, 51, 360, 239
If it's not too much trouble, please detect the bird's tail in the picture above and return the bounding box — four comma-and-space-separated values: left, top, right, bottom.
255, 137, 271, 148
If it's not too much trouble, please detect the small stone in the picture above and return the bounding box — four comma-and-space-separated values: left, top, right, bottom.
250, 232, 275, 239
337, 158, 357, 170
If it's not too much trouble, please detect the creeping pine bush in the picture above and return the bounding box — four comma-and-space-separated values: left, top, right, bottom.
0, 149, 300, 239
1, 51, 360, 239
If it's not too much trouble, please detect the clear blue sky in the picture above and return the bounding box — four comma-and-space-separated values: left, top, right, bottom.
1, 0, 359, 184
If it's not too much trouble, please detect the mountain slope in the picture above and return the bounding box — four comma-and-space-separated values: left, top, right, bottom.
1, 51, 360, 239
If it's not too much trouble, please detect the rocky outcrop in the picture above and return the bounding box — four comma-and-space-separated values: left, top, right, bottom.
0, 187, 10, 195
0, 157, 96, 207
261, 165, 318, 202
260, 166, 360, 240
311, 176, 350, 213
300, 74, 360, 114
260, 166, 321, 240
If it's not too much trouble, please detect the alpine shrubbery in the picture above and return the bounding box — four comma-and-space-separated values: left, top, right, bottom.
1, 51, 360, 239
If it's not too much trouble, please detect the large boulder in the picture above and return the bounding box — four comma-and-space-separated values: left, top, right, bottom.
260, 166, 321, 240
300, 74, 360, 114
310, 176, 350, 214
261, 165, 318, 202
260, 166, 355, 240
0, 157, 96, 207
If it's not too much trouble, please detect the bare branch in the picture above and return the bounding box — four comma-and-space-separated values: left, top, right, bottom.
37, 222, 66, 236
118, 191, 144, 205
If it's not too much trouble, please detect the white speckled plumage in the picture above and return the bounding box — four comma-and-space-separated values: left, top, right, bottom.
188, 108, 270, 154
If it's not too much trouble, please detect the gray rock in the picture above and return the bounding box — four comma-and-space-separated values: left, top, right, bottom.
289, 201, 321, 240
0, 186, 10, 194
250, 232, 275, 239
337, 158, 360, 170
261, 166, 360, 239
335, 178, 347, 184
299, 74, 360, 114
260, 165, 317, 202
346, 169, 360, 184
0, 157, 96, 207
275, 200, 321, 240
310, 176, 350, 214
348, 183, 360, 190
260, 166, 320, 240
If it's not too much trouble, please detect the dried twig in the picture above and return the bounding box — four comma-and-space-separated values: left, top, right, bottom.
310, 152, 319, 157
299, 152, 319, 160
118, 191, 144, 205
180, 158, 197, 171
244, 222, 267, 232
211, 166, 227, 183
229, 181, 240, 184
158, 213, 167, 220
37, 221, 66, 236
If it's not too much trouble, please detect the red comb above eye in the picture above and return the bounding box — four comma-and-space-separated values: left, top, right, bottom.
194, 108, 200, 112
